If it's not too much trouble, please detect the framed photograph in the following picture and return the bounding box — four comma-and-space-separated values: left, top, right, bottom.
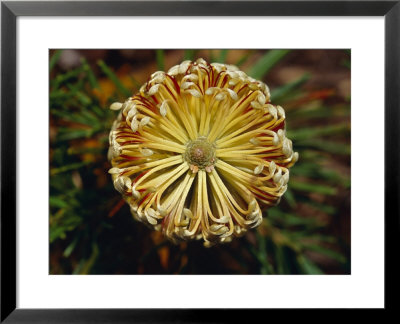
1, 0, 398, 322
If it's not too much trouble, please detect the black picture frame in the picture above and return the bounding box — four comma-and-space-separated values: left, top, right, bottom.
1, 0, 399, 322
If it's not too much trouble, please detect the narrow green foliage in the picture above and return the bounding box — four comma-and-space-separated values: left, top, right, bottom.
271, 74, 310, 102
49, 196, 69, 209
283, 188, 297, 208
57, 128, 94, 141
218, 49, 228, 63
184, 49, 196, 61
51, 67, 84, 90
81, 58, 100, 89
290, 180, 337, 196
287, 124, 350, 141
297, 255, 324, 274
296, 140, 351, 155
63, 237, 79, 257
156, 49, 165, 71
50, 161, 91, 175
247, 49, 291, 79
255, 232, 274, 274
49, 50, 62, 71
303, 244, 347, 263
97, 60, 131, 97
235, 51, 253, 67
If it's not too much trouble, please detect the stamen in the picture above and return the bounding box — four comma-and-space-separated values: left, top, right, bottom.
130, 117, 139, 132
159, 101, 169, 117
269, 161, 276, 175
140, 116, 151, 127
185, 89, 202, 98
148, 84, 160, 96
110, 102, 123, 110
139, 148, 153, 156
254, 163, 264, 175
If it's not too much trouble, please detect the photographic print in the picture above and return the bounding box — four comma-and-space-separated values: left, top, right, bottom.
49, 49, 351, 275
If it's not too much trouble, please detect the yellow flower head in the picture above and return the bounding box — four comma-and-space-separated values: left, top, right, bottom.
108, 58, 298, 247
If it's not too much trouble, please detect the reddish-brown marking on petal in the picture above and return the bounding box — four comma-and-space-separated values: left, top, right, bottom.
220, 74, 229, 88
183, 63, 191, 75
199, 66, 210, 89
210, 65, 214, 85
163, 84, 177, 102
139, 96, 157, 112
237, 84, 249, 94
116, 125, 130, 131
137, 193, 152, 209
213, 71, 225, 87
262, 155, 284, 160
161, 212, 171, 230
242, 105, 252, 115
133, 170, 149, 184
116, 135, 137, 140
119, 154, 141, 161
151, 95, 159, 105
251, 188, 275, 201
120, 140, 141, 146
270, 122, 285, 133
165, 74, 180, 94
237, 91, 253, 108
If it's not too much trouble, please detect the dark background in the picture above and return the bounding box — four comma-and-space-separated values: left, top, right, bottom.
49, 49, 350, 274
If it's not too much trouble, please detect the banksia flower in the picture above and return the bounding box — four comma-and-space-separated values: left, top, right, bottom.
108, 58, 298, 247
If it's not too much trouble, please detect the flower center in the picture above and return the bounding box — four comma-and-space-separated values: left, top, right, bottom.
185, 137, 216, 171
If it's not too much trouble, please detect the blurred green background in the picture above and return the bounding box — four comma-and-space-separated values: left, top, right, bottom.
49, 49, 351, 274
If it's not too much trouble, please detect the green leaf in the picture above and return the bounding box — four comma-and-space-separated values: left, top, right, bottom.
155, 49, 165, 71
255, 232, 274, 274
247, 49, 291, 79
268, 208, 318, 227
304, 201, 336, 215
218, 49, 228, 63
49, 226, 67, 242
208, 50, 216, 62
288, 124, 350, 141
67, 146, 103, 155
184, 49, 196, 61
274, 244, 289, 274
81, 58, 100, 89
342, 59, 351, 69
49, 50, 62, 71
290, 180, 337, 196
63, 237, 79, 257
97, 60, 131, 97
57, 129, 94, 141
70, 88, 93, 106
304, 245, 346, 263
129, 75, 142, 90
297, 255, 324, 274
291, 163, 348, 184
51, 110, 97, 127
49, 196, 68, 209
50, 161, 90, 175
283, 188, 296, 208
271, 73, 310, 102
296, 140, 351, 155
289, 105, 350, 120
79, 243, 99, 274
50, 67, 84, 89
